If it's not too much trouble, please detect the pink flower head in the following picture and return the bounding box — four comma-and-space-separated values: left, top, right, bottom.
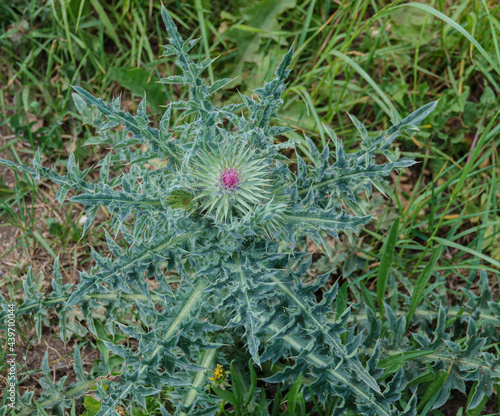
220, 168, 240, 190
192, 145, 271, 222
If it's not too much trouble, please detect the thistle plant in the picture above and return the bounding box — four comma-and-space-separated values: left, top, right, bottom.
1, 6, 499, 416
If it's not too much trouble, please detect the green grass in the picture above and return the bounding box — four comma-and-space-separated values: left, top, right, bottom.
0, 0, 499, 415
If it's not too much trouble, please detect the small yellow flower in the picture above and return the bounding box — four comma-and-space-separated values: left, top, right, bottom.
116, 406, 126, 416
209, 364, 225, 382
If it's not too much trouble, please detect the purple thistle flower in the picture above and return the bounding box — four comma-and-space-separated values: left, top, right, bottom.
219, 169, 240, 190
190, 144, 270, 221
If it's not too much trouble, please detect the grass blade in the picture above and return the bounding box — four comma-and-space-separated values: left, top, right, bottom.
58, 0, 75, 64
88, 0, 123, 49
195, 0, 214, 84
298, 0, 316, 49
330, 50, 400, 119
433, 236, 500, 270
33, 231, 57, 259
393, 3, 500, 76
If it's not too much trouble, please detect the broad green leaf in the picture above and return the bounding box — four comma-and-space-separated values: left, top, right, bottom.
284, 373, 302, 415
377, 218, 400, 319
406, 246, 443, 330
417, 371, 448, 413
212, 386, 238, 407
243, 360, 258, 407
230, 361, 244, 406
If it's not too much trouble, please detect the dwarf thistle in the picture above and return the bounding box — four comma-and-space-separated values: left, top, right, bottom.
190, 144, 272, 221
1, 6, 498, 416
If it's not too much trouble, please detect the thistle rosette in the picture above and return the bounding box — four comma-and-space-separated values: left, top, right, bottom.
189, 143, 270, 222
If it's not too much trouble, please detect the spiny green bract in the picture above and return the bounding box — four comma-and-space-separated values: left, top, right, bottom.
3, 5, 497, 416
